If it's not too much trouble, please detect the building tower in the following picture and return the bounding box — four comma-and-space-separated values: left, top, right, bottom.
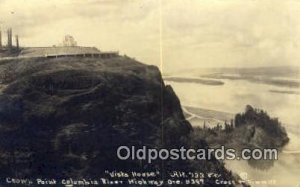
62, 35, 77, 47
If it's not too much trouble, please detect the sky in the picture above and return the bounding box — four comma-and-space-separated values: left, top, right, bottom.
0, 0, 300, 73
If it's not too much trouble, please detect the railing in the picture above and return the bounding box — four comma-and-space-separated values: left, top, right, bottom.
0, 52, 119, 61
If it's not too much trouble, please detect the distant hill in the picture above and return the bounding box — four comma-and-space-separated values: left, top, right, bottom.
172, 66, 300, 78
168, 66, 300, 88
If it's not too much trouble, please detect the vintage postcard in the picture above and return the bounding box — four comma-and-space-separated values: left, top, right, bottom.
0, 0, 299, 187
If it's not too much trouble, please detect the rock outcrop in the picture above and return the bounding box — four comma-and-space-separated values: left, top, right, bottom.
0, 57, 235, 186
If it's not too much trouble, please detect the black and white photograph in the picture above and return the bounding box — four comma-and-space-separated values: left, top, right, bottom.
0, 0, 299, 186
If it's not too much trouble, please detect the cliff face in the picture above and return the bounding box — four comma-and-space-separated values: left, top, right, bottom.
0, 57, 233, 185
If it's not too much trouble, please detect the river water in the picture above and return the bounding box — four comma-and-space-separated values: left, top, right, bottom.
165, 78, 300, 187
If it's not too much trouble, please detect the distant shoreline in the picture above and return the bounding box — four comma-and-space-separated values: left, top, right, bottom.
269, 89, 300, 95
182, 106, 234, 128
164, 77, 224, 86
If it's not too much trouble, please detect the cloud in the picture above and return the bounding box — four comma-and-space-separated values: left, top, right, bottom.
0, 0, 299, 72
0, 0, 161, 67
160, 0, 300, 71
0, 0, 157, 36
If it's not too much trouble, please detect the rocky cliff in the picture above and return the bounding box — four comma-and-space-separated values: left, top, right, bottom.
0, 56, 236, 186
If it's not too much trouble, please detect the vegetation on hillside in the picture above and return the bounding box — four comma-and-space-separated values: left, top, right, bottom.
192, 105, 289, 170
235, 105, 288, 143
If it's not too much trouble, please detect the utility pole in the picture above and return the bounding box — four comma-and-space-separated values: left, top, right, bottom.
15, 35, 19, 51
0, 28, 2, 49
7, 28, 12, 49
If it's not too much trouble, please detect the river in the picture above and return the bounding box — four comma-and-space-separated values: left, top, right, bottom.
165, 78, 300, 187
